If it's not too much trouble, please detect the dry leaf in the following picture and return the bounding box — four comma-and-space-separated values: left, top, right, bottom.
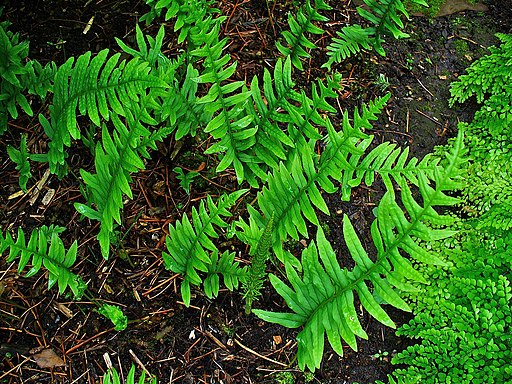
32, 349, 65, 368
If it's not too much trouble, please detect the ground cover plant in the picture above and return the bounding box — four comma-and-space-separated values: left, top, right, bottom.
1, 0, 511, 383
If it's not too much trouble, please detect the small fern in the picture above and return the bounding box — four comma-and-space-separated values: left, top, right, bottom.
74, 109, 152, 259
276, 0, 330, 70
7, 133, 32, 192
162, 190, 247, 306
323, 0, 427, 67
204, 250, 247, 300
1, 225, 86, 299
253, 130, 465, 371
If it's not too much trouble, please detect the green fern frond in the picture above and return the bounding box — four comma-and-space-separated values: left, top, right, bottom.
239, 95, 389, 262
276, 0, 330, 70
204, 250, 247, 299
192, 29, 254, 183
140, 0, 219, 45
342, 141, 441, 200
322, 25, 374, 70
450, 33, 512, 106
253, 130, 466, 371
43, 49, 168, 177
240, 59, 342, 185
7, 133, 32, 192
1, 226, 86, 299
103, 365, 157, 384
74, 109, 152, 258
162, 190, 247, 306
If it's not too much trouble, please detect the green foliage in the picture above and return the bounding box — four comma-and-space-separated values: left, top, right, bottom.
390, 34, 512, 384
7, 133, 32, 191
237, 95, 390, 262
253, 130, 465, 371
173, 166, 199, 194
74, 109, 153, 259
141, 0, 219, 45
98, 304, 128, 331
276, 0, 330, 70
0, 18, 31, 134
162, 190, 247, 306
1, 225, 86, 299
42, 48, 168, 177
243, 213, 274, 314
204, 250, 247, 300
103, 365, 157, 384
323, 0, 427, 68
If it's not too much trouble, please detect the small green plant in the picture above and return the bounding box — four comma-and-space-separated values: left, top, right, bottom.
97, 304, 128, 331
323, 0, 428, 69
173, 166, 199, 194
7, 133, 32, 191
0, 225, 86, 299
103, 364, 157, 384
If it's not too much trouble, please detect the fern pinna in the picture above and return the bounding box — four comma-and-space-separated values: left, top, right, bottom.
162, 190, 248, 306
253, 130, 466, 371
1, 225, 86, 299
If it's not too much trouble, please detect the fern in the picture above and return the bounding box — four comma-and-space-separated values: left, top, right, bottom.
41, 49, 168, 177
276, 0, 330, 70
7, 133, 32, 192
1, 226, 86, 299
239, 58, 341, 186
141, 0, 219, 45
322, 0, 427, 68
74, 108, 152, 259
238, 95, 389, 262
243, 212, 274, 314
162, 190, 247, 306
323, 25, 374, 70
204, 250, 247, 300
191, 24, 254, 183
253, 130, 465, 371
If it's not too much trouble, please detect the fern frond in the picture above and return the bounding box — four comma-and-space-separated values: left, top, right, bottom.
1, 226, 86, 299
74, 109, 152, 258
276, 0, 330, 70
239, 95, 389, 261
204, 250, 247, 299
240, 59, 342, 185
162, 190, 247, 306
450, 33, 512, 106
192, 28, 254, 183
342, 141, 441, 200
140, 0, 219, 45
322, 25, 374, 70
43, 49, 168, 177
7, 133, 32, 192
253, 130, 466, 371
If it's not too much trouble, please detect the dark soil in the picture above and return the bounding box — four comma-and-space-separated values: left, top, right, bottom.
1, 1, 511, 383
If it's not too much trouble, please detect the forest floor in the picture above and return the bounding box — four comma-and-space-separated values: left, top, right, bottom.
1, 0, 512, 383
